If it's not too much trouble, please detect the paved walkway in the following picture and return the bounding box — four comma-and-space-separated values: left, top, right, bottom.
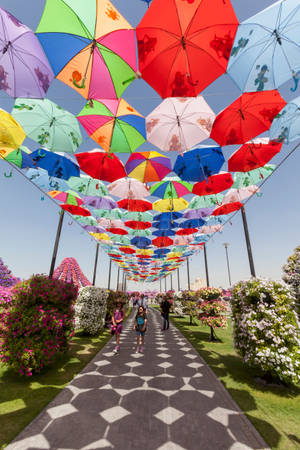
7, 309, 268, 450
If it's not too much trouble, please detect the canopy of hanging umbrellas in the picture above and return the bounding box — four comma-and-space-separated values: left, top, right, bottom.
0, 0, 297, 283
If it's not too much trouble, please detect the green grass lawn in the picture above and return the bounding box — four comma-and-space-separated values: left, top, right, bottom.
0, 327, 114, 449
171, 314, 300, 450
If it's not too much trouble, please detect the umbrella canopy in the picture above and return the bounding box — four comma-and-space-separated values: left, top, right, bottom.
212, 202, 242, 216
183, 208, 213, 219
25, 168, 69, 191
152, 221, 179, 230
108, 177, 150, 199
75, 150, 126, 182
176, 228, 198, 235
106, 227, 128, 235
117, 199, 152, 212
36, 0, 137, 100
111, 235, 130, 245
123, 211, 153, 222
270, 96, 300, 144
82, 225, 106, 234
152, 236, 173, 247
0, 146, 35, 169
90, 232, 110, 241
146, 97, 215, 154
120, 247, 136, 254
0, 108, 25, 149
128, 229, 152, 237
227, 0, 300, 93
87, 196, 117, 211
61, 204, 91, 216
12, 98, 82, 153
210, 91, 286, 146
153, 229, 176, 237
124, 220, 152, 230
189, 194, 223, 209
192, 172, 233, 196
174, 235, 194, 245
98, 218, 124, 228
125, 150, 171, 182
180, 218, 206, 228
228, 138, 282, 172
31, 149, 80, 180
136, 0, 238, 98
73, 215, 98, 226
173, 146, 225, 182
150, 176, 192, 199
67, 175, 108, 197
0, 7, 54, 98
131, 236, 151, 249
77, 98, 145, 153
232, 164, 275, 188
222, 186, 259, 205
199, 224, 223, 233
153, 198, 189, 212
48, 189, 83, 206
93, 208, 124, 219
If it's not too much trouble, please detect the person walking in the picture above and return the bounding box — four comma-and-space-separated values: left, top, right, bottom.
133, 305, 147, 353
137, 293, 149, 310
111, 300, 124, 353
160, 297, 171, 331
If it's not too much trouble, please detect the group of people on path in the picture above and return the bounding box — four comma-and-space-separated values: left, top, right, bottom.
110, 293, 173, 354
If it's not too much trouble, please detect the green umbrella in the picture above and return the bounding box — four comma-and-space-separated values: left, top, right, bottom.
93, 208, 125, 219
189, 194, 224, 209
128, 229, 152, 237
67, 175, 108, 197
72, 215, 98, 226
111, 235, 131, 245
12, 98, 82, 153
124, 211, 153, 222
233, 165, 275, 188
150, 176, 193, 199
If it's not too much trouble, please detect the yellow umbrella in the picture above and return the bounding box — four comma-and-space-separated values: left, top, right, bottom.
153, 198, 189, 212
167, 251, 183, 258
137, 249, 154, 256
0, 109, 26, 149
89, 232, 110, 241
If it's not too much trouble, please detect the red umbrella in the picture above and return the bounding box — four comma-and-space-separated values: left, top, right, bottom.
75, 150, 126, 182
119, 247, 136, 254
106, 228, 128, 235
212, 202, 242, 215
108, 253, 122, 258
118, 199, 153, 211
124, 220, 152, 230
136, 255, 152, 259
136, 0, 238, 98
152, 236, 173, 247
227, 138, 282, 172
210, 91, 286, 146
61, 204, 91, 216
192, 172, 233, 196
176, 228, 198, 235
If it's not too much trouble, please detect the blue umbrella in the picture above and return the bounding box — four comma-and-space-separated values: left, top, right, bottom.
205, 216, 227, 225
25, 168, 69, 191
192, 235, 210, 243
131, 236, 151, 249
31, 149, 79, 180
154, 248, 170, 255
228, 0, 300, 93
180, 218, 206, 228
152, 221, 179, 229
270, 95, 300, 144
154, 212, 182, 221
153, 229, 176, 237
173, 146, 225, 182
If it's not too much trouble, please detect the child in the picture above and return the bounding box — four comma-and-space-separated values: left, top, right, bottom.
133, 306, 147, 353
111, 301, 124, 353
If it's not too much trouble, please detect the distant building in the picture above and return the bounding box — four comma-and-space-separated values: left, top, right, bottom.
191, 277, 206, 291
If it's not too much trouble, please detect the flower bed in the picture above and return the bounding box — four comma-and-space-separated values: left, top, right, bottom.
75, 286, 109, 335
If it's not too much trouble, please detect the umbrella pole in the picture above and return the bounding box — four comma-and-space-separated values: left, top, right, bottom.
164, 276, 167, 292
124, 275, 127, 293
177, 268, 180, 291
240, 206, 256, 277
187, 257, 191, 291
122, 272, 125, 292
49, 210, 65, 278
117, 267, 120, 290
160, 278, 162, 293
204, 244, 210, 287
108, 258, 112, 290
92, 243, 99, 286
170, 273, 173, 291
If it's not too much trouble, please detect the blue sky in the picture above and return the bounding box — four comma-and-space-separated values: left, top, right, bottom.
0, 0, 298, 292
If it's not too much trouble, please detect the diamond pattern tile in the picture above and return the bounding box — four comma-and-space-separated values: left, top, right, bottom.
100, 406, 130, 423
154, 406, 184, 425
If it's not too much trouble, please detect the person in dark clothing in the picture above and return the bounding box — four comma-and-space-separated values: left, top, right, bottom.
160, 298, 171, 330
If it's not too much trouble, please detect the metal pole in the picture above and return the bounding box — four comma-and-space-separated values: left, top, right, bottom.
117, 267, 120, 290
177, 268, 180, 291
160, 278, 162, 293
170, 273, 173, 291
203, 244, 210, 287
108, 258, 112, 290
122, 271, 125, 292
223, 243, 232, 286
124, 275, 127, 293
164, 276, 167, 292
92, 243, 99, 286
49, 210, 64, 278
187, 257, 191, 290
241, 206, 256, 277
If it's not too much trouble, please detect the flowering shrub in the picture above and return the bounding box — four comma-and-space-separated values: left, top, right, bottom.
197, 287, 222, 301
53, 257, 91, 289
0, 286, 13, 309
0, 275, 77, 376
282, 246, 300, 318
0, 257, 20, 287
231, 278, 300, 385
75, 287, 109, 335
198, 300, 228, 328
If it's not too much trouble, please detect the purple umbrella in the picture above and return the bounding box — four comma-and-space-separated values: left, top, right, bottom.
82, 225, 106, 234
0, 7, 54, 98
86, 196, 118, 210
183, 208, 214, 219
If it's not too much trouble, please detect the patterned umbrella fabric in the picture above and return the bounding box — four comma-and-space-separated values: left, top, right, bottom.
118, 199, 152, 212
270, 96, 300, 144
232, 164, 275, 188
0, 146, 35, 169
67, 175, 108, 197
192, 172, 233, 196
125, 151, 172, 182
152, 198, 189, 212
150, 176, 192, 199
228, 138, 282, 172
31, 149, 80, 180
75, 150, 126, 182
0, 108, 25, 149
212, 202, 243, 216
108, 178, 150, 199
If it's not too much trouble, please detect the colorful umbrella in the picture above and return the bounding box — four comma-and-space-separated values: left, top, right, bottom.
89, 196, 117, 211
210, 91, 286, 146
75, 150, 126, 182
154, 212, 182, 222
228, 138, 282, 172
124, 220, 152, 230
227, 0, 300, 93
0, 146, 35, 169
67, 175, 108, 197
125, 150, 172, 182
12, 98, 82, 153
0, 108, 25, 149
136, 0, 238, 98
130, 236, 151, 249
90, 232, 110, 241
123, 211, 153, 222
189, 194, 223, 209
232, 164, 275, 188
108, 178, 150, 199
222, 186, 259, 205
120, 247, 136, 254
183, 208, 213, 219
176, 228, 198, 235
48, 189, 83, 205
98, 218, 124, 229
0, 7, 53, 98
61, 204, 91, 216
128, 229, 152, 237
82, 225, 106, 234
25, 168, 69, 191
93, 208, 124, 219
153, 229, 176, 237
146, 97, 215, 153
30, 149, 80, 180
107, 227, 128, 235
270, 96, 300, 144
153, 198, 189, 212
118, 199, 152, 212
77, 98, 145, 153
72, 215, 98, 226
36, 0, 137, 99
111, 235, 131, 245
152, 236, 173, 247
180, 219, 206, 229
199, 224, 223, 234
152, 221, 179, 230
174, 235, 193, 245
212, 202, 242, 216
192, 172, 233, 196
173, 146, 225, 182
150, 176, 192, 199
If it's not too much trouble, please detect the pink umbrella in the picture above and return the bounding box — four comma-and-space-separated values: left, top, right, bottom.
222, 186, 259, 205
199, 225, 223, 234
174, 235, 194, 245
108, 178, 150, 199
